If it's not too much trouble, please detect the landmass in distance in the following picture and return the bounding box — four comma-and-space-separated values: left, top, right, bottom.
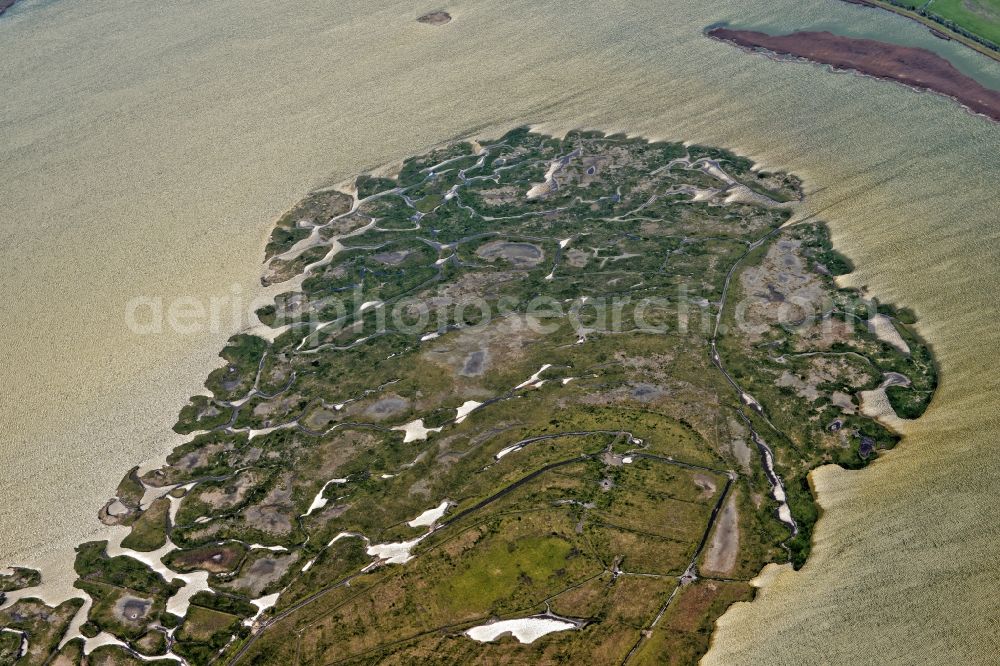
417, 10, 452, 25
708, 28, 1000, 123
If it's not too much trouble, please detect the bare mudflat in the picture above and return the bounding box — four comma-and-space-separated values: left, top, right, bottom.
708, 28, 1000, 122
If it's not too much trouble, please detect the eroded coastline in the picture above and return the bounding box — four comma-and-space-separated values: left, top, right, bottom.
1, 130, 937, 665
708, 28, 1000, 122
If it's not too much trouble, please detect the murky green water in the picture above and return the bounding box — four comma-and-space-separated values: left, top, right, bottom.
1, 0, 997, 660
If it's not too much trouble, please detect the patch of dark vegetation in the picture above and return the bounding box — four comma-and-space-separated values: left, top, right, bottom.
0, 597, 84, 664
417, 10, 452, 25
74, 541, 178, 596
801, 222, 854, 276
121, 496, 170, 552
0, 566, 40, 592
264, 189, 353, 260
355, 174, 398, 199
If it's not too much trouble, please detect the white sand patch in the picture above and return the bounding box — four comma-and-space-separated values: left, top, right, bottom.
393, 419, 442, 443
421, 331, 441, 341
465, 617, 576, 644
723, 184, 777, 206
366, 537, 424, 565
302, 478, 349, 517
82, 632, 141, 658
455, 400, 483, 424
561, 377, 575, 385
622, 456, 634, 464
247, 321, 296, 344
868, 314, 910, 354
859, 387, 907, 431
514, 364, 552, 390
760, 447, 795, 531
314, 318, 338, 332
138, 481, 177, 511
354, 501, 451, 575
166, 496, 181, 526
104, 538, 211, 617
407, 500, 450, 528
496, 444, 522, 460
247, 422, 296, 440
56, 596, 93, 649
105, 499, 129, 517
831, 390, 857, 414
250, 544, 288, 552
526, 162, 560, 199
703, 161, 737, 185
363, 501, 454, 568
740, 392, 763, 411
164, 570, 211, 617
244, 591, 281, 627
269, 225, 324, 263
359, 300, 382, 312
882, 371, 911, 388
559, 237, 572, 248
327, 532, 363, 547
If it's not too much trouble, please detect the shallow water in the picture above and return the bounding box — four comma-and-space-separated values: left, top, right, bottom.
1, 0, 998, 660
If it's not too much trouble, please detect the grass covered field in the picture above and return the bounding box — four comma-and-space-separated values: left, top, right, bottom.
858, 0, 1000, 55
930, 0, 1000, 45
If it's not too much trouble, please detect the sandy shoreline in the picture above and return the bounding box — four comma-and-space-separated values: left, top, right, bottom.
708, 28, 1000, 123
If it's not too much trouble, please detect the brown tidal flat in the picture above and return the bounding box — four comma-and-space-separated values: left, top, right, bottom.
708, 28, 1000, 122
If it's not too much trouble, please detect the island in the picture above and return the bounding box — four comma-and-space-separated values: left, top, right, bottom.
708, 28, 1000, 123
417, 11, 452, 26
1, 129, 936, 665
